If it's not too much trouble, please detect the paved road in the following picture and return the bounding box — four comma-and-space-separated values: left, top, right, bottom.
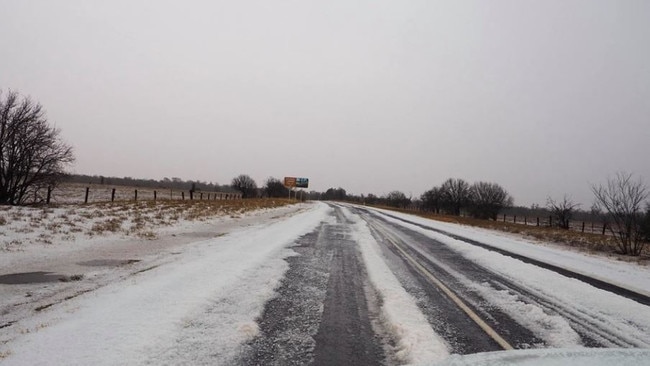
237, 206, 386, 365
241, 203, 650, 365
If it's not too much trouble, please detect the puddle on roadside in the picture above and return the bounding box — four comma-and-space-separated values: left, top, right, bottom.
77, 259, 140, 267
0, 272, 67, 284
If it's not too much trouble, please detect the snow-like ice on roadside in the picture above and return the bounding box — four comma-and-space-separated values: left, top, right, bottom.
373, 209, 650, 348
340, 206, 450, 364
468, 283, 582, 348
375, 221, 582, 348
370, 207, 650, 296
1, 203, 330, 365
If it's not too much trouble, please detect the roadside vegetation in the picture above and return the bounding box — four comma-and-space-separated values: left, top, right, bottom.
0, 198, 295, 251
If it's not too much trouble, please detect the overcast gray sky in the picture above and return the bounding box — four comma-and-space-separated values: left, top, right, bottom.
1, 0, 649, 206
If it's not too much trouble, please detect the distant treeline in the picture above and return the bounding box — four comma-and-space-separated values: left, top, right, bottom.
65, 174, 237, 193
307, 183, 605, 223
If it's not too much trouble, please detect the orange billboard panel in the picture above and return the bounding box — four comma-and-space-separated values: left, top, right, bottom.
284, 177, 297, 187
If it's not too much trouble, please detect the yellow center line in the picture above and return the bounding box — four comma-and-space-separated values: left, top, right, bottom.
369, 221, 514, 351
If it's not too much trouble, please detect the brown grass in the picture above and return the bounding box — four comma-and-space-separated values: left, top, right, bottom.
2, 198, 298, 250
78, 198, 296, 238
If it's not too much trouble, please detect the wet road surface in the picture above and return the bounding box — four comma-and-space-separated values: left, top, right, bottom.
237, 207, 386, 365
238, 203, 650, 365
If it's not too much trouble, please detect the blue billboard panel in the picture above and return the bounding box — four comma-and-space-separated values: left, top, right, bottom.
295, 177, 309, 188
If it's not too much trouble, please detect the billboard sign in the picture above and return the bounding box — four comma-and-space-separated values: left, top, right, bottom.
284, 177, 296, 187
284, 176, 308, 188
296, 177, 309, 188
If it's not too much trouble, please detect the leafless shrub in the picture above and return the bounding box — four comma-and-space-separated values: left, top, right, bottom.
592, 172, 648, 256
547, 195, 580, 230
90, 218, 124, 234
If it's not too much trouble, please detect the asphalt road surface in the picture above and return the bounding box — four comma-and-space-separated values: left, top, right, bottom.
239, 203, 650, 364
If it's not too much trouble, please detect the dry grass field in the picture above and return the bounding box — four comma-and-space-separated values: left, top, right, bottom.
0, 198, 296, 251
49, 182, 240, 204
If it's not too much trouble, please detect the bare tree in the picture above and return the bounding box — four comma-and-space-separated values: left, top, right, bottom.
385, 190, 411, 208
469, 182, 513, 220
0, 90, 74, 205
547, 195, 580, 230
263, 177, 289, 198
421, 187, 442, 214
231, 174, 258, 198
592, 172, 648, 256
439, 178, 471, 215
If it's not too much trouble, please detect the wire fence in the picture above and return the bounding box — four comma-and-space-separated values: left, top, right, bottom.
498, 214, 609, 235
47, 184, 242, 204
399, 205, 612, 236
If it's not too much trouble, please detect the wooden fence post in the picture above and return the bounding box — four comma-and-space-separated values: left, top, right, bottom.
581, 222, 585, 233
503, 214, 506, 222
200, 193, 203, 200
85, 187, 90, 204
134, 189, 138, 201
549, 215, 553, 227
111, 188, 116, 202
189, 190, 193, 200
536, 217, 540, 226
524, 216, 527, 225
514, 215, 517, 224
46, 186, 52, 204
182, 192, 185, 200
602, 223, 607, 235
154, 191, 157, 201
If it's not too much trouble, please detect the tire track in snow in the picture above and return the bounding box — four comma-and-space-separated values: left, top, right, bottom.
237, 206, 386, 366
354, 209, 548, 352
357, 207, 650, 349
373, 210, 650, 307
